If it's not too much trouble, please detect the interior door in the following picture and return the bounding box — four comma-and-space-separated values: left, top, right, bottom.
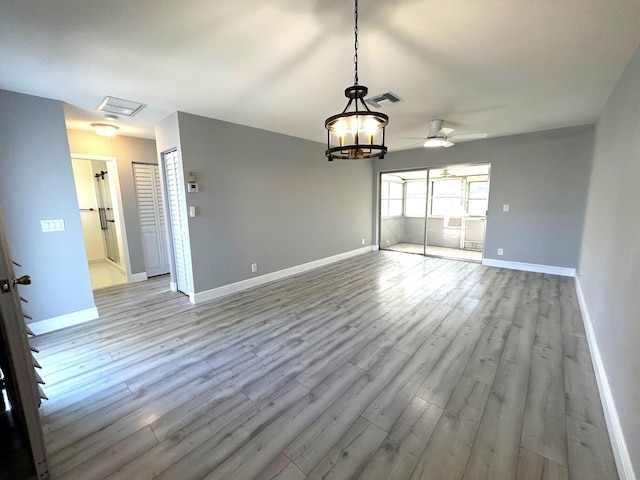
134, 163, 170, 277
163, 150, 193, 295
0, 208, 48, 479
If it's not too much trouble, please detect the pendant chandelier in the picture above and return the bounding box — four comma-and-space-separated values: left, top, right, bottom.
325, 0, 388, 161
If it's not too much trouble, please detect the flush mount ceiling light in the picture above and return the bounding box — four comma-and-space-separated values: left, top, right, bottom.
324, 0, 388, 161
91, 123, 119, 137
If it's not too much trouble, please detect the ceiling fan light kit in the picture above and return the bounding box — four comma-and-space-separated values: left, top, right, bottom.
402, 119, 487, 149
324, 0, 388, 161
424, 137, 453, 148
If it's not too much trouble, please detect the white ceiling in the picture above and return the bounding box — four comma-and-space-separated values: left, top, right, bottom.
1, 1, 639, 152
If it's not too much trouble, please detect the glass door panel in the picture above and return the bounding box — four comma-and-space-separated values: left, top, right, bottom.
380, 164, 490, 262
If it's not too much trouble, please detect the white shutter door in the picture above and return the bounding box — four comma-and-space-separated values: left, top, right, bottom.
134, 164, 170, 277
164, 151, 192, 294
154, 165, 170, 274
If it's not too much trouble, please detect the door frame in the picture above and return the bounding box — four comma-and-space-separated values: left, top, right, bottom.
71, 153, 134, 281
377, 162, 492, 260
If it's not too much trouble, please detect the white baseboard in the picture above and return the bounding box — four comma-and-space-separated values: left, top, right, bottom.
372, 245, 380, 251
191, 247, 372, 305
574, 277, 636, 480
169, 281, 177, 292
481, 258, 576, 277
128, 271, 148, 283
29, 307, 99, 335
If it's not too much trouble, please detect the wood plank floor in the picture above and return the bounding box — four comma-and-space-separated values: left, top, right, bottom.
32, 251, 619, 480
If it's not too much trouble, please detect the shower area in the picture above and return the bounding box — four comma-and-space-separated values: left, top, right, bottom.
379, 164, 490, 262
72, 158, 127, 289
93, 169, 120, 264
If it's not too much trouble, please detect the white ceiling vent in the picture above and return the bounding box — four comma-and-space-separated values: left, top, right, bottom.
365, 91, 402, 108
97, 96, 146, 116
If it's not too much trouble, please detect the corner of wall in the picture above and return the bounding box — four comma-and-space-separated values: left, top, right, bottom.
574, 276, 637, 480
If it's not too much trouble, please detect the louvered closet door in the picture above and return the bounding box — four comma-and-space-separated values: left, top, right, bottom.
134, 163, 170, 277
163, 150, 193, 294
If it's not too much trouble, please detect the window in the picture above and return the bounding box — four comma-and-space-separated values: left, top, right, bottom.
381, 180, 403, 217
467, 180, 488, 216
404, 180, 427, 217
430, 179, 463, 216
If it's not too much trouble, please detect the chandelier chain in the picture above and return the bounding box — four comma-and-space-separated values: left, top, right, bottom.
353, 0, 359, 85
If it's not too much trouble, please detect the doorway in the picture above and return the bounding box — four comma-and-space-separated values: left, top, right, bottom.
71, 155, 129, 289
379, 163, 490, 262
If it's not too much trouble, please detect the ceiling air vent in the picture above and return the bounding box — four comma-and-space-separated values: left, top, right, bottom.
365, 91, 402, 108
97, 96, 146, 117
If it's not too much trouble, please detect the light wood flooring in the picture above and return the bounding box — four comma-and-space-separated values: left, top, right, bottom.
384, 243, 483, 262
33, 251, 618, 479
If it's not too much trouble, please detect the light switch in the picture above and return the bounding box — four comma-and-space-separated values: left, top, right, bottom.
189, 206, 196, 217
41, 219, 65, 232
503, 204, 510, 212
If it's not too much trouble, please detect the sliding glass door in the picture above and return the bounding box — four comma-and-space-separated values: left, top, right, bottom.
379, 164, 490, 261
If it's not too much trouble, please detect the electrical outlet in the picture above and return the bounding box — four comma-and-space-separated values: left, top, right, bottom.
251, 263, 258, 273
497, 248, 504, 256
503, 204, 510, 212
361, 238, 365, 245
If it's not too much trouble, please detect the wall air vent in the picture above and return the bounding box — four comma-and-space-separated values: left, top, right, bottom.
365, 91, 402, 108
96, 96, 146, 117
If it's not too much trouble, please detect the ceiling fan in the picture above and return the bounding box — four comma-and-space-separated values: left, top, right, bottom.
402, 119, 488, 148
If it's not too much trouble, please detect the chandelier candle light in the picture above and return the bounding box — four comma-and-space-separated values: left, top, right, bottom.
325, 0, 388, 161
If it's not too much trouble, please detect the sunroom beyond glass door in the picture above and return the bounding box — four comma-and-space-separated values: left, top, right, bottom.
379, 171, 427, 255
379, 164, 490, 262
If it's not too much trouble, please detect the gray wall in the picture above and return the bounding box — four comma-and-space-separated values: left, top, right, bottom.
67, 129, 158, 275
156, 112, 373, 293
0, 90, 95, 322
375, 125, 594, 268
579, 44, 640, 474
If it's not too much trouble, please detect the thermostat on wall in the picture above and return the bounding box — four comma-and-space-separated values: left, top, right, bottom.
187, 183, 199, 193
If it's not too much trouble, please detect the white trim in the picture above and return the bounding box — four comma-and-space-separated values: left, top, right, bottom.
169, 281, 178, 292
574, 278, 636, 480
128, 271, 148, 283
29, 307, 99, 335
481, 258, 576, 277
190, 247, 371, 305
372, 245, 380, 251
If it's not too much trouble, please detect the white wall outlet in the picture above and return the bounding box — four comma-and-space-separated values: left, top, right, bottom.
497, 248, 504, 256
40, 219, 65, 232
251, 263, 258, 273
361, 238, 365, 245
188, 206, 196, 217
503, 204, 510, 212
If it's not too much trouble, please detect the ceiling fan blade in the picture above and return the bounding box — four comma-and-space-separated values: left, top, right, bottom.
439, 127, 455, 136
449, 133, 488, 141
443, 140, 455, 148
